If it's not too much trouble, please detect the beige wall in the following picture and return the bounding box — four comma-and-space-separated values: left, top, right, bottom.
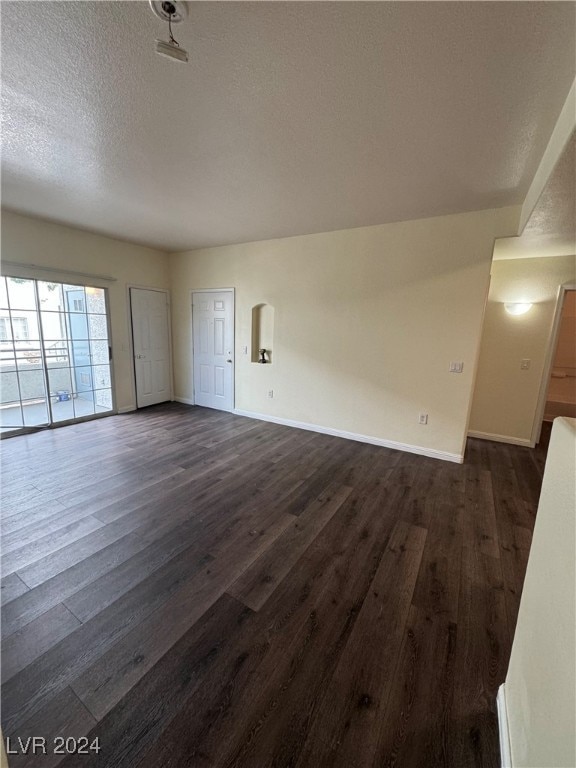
469, 254, 576, 444
170, 206, 519, 460
1, 211, 169, 412
503, 417, 576, 767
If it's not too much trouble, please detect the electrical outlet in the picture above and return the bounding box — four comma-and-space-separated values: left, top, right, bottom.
520, 359, 531, 370
419, 413, 428, 425
268, 390, 274, 399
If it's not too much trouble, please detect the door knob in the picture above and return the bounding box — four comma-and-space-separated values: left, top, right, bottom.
226, 359, 232, 363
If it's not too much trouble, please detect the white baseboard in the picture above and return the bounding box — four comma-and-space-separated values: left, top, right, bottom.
497, 684, 512, 768
468, 430, 534, 448
174, 396, 195, 406
117, 405, 136, 414
233, 408, 463, 463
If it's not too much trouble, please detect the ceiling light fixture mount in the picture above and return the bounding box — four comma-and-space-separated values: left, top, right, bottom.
149, 1, 188, 24
149, 0, 189, 63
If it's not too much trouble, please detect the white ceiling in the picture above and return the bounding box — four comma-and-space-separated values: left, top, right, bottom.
494, 132, 576, 260
2, 1, 575, 252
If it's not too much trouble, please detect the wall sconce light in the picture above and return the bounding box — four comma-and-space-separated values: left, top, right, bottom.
505, 302, 533, 316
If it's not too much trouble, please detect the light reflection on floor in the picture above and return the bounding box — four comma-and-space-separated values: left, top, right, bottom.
0, 397, 111, 433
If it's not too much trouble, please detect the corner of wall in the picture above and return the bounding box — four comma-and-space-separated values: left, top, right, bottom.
518, 78, 576, 234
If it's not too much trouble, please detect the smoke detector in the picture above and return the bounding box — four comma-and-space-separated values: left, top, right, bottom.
149, 1, 189, 63
149, 1, 188, 24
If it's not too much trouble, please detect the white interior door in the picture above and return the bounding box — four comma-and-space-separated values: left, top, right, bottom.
130, 288, 171, 408
192, 290, 234, 411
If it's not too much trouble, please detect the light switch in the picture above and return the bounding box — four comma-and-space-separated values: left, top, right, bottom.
521, 359, 531, 370
449, 361, 464, 373
242, 345, 248, 355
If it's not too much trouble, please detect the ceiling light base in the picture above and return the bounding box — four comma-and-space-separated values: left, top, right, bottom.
149, 1, 188, 24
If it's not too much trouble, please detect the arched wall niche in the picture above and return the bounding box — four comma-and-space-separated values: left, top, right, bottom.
251, 303, 275, 363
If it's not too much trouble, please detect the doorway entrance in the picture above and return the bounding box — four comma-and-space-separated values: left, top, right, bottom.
543, 289, 576, 420
533, 285, 576, 444
192, 290, 235, 411
0, 275, 114, 435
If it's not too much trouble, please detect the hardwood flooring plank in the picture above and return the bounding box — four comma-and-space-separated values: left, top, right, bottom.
397, 463, 441, 529
2, 440, 137, 484
228, 482, 353, 611
507, 445, 545, 508
373, 607, 458, 768
497, 522, 533, 637
63, 523, 213, 623
27, 453, 153, 496
196, 420, 263, 448
1, 573, 29, 606
69, 511, 292, 721
1, 541, 213, 731
1, 534, 148, 639
90, 467, 215, 524
1, 603, 81, 683
411, 500, 463, 624
463, 466, 500, 559
491, 468, 536, 634
1, 493, 69, 520
16, 519, 146, 589
250, 428, 319, 466
293, 521, 427, 768
449, 545, 510, 768
137, 484, 404, 768
54, 463, 186, 513
2, 506, 105, 555
1, 500, 69, 534
0, 483, 44, 510
2, 687, 96, 768
279, 459, 355, 518
1, 516, 106, 578
56, 595, 251, 768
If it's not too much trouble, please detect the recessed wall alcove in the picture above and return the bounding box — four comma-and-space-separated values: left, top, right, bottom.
251, 303, 275, 363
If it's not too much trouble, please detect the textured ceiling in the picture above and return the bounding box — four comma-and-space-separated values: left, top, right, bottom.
2, 1, 575, 252
494, 132, 576, 260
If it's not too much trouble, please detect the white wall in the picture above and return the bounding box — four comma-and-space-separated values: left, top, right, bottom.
1, 211, 169, 412
170, 206, 519, 461
502, 417, 576, 767
469, 254, 576, 444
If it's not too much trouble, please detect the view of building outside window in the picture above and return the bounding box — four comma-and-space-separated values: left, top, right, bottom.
0, 276, 114, 432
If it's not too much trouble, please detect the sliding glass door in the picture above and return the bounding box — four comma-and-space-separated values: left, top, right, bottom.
0, 276, 114, 435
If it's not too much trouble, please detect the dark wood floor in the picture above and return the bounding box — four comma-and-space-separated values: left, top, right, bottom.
1, 404, 549, 768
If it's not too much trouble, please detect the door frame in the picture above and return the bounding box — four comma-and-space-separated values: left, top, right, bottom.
190, 288, 235, 411
127, 285, 174, 410
531, 281, 576, 445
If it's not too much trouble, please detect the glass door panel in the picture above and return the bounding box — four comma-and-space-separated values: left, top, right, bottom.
1, 277, 49, 433
6, 277, 37, 310
1, 276, 114, 434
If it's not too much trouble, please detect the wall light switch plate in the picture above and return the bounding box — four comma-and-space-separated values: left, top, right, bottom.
242, 345, 248, 355
268, 390, 274, 398
419, 413, 428, 425
449, 361, 464, 373
520, 359, 531, 370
